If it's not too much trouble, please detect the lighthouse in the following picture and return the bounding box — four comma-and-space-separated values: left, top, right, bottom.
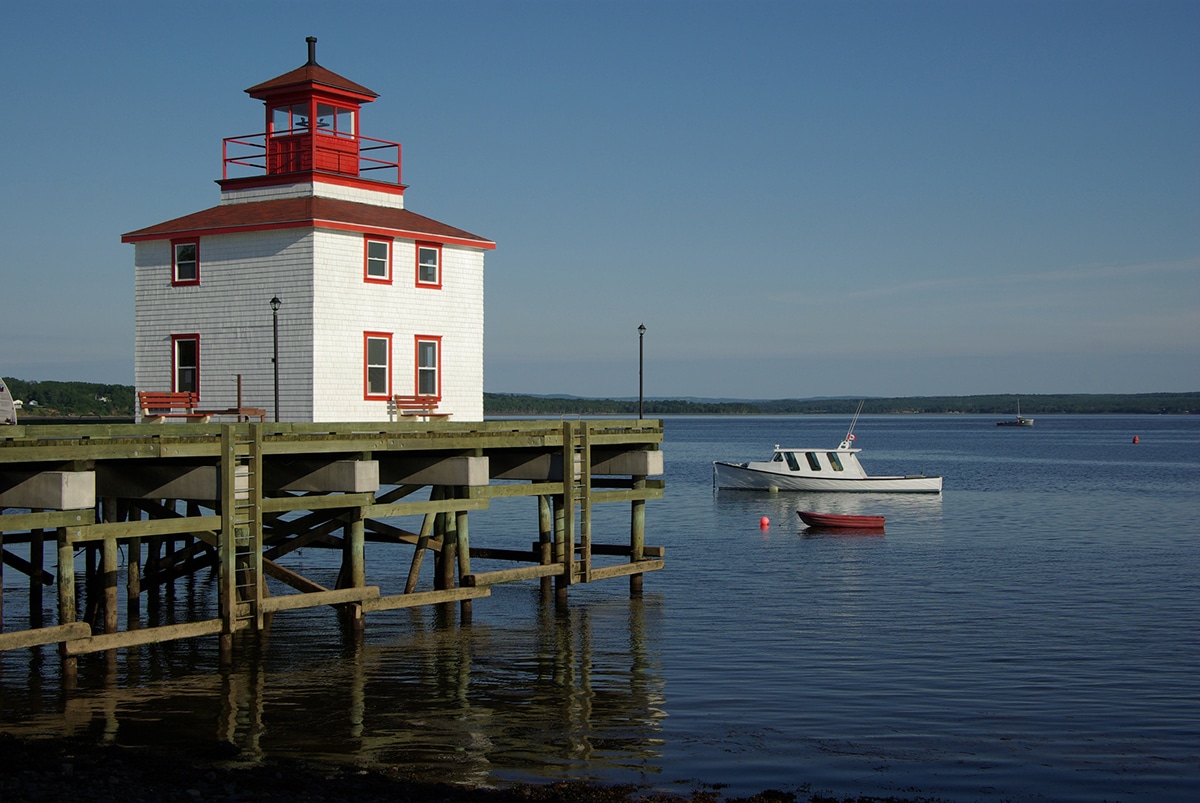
123, 39, 495, 422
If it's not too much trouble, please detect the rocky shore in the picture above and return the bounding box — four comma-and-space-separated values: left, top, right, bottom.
0, 733, 943, 803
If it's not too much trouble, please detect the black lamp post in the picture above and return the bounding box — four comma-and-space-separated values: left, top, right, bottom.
270, 296, 281, 422
638, 323, 646, 419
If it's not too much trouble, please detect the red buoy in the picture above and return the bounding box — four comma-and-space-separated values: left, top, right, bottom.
1132, 435, 1139, 444
759, 516, 770, 529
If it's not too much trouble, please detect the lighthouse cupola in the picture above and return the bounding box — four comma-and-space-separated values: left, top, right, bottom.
224, 37, 400, 185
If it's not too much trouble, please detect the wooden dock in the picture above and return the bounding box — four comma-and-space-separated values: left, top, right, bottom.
0, 419, 664, 679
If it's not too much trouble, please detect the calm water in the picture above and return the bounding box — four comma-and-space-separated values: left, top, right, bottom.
2, 415, 1198, 801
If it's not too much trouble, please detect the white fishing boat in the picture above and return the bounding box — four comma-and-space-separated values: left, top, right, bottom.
712, 403, 942, 493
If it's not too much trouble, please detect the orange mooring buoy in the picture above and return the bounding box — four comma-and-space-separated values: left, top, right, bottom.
1132, 435, 1139, 444
759, 516, 770, 529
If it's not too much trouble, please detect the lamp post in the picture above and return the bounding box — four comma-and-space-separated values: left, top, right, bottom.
638, 323, 646, 419
270, 296, 281, 422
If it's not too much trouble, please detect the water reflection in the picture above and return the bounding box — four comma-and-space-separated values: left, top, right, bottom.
0, 593, 668, 787
713, 488, 944, 532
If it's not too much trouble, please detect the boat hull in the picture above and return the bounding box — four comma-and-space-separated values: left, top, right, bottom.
713, 461, 942, 493
798, 510, 886, 528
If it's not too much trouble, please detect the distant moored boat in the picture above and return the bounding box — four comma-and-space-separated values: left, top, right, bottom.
997, 398, 1034, 427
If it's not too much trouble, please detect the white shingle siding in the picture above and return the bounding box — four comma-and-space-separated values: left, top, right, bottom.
220, 181, 404, 209
134, 183, 486, 423
134, 230, 316, 422
310, 231, 485, 421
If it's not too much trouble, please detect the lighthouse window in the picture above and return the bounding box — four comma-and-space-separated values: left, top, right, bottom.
417, 244, 441, 287
416, 337, 440, 397
365, 237, 391, 282
172, 239, 199, 286
272, 104, 309, 134
364, 333, 392, 399
173, 335, 199, 394
316, 104, 355, 138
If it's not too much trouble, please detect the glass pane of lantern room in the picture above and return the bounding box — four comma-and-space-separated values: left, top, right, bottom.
336, 107, 355, 137
316, 104, 334, 132
272, 106, 291, 133
289, 103, 309, 132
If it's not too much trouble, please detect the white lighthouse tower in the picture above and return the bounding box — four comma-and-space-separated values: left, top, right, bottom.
124, 38, 494, 422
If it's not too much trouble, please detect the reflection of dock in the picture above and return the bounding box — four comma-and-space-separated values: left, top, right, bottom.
0, 419, 665, 680
1, 597, 668, 786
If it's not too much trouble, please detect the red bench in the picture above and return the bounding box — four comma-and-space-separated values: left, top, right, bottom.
388, 394, 450, 421
138, 391, 266, 423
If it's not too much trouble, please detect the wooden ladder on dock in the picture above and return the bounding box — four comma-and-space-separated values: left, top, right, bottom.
220, 424, 264, 631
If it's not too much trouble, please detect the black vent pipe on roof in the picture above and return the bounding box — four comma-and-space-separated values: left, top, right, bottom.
306, 36, 318, 65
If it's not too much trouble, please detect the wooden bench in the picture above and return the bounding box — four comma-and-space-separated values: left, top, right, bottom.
388, 394, 450, 421
138, 391, 266, 423
139, 391, 204, 422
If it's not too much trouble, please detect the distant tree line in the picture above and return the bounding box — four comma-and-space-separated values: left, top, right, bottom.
484, 392, 1199, 416
3, 378, 136, 419
4, 379, 1195, 418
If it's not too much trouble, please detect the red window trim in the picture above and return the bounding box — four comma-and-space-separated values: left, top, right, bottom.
415, 242, 442, 289
363, 331, 392, 401
364, 235, 393, 284
414, 334, 442, 399
171, 333, 200, 394
171, 238, 200, 286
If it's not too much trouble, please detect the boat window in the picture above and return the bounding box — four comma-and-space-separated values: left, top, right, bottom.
827, 452, 844, 471
784, 451, 800, 471
805, 452, 821, 471
771, 452, 784, 463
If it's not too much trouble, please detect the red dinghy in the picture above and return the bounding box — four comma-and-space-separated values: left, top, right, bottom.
797, 510, 886, 529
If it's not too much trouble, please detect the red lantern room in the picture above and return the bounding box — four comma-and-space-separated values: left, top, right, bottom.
222, 37, 401, 187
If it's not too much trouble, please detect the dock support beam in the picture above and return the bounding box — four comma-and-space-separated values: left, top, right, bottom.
339, 513, 366, 630
57, 527, 78, 685
538, 495, 553, 599
630, 475, 646, 595
456, 488, 472, 620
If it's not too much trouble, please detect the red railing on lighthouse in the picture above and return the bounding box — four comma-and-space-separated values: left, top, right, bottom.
223, 131, 402, 185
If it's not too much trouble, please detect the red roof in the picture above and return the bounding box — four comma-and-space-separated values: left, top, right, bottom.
122, 197, 495, 250
246, 63, 377, 101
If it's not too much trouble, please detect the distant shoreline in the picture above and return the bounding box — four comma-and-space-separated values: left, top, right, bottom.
5, 378, 1196, 420
483, 392, 1198, 417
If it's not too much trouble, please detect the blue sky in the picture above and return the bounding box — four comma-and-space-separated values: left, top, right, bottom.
1, 0, 1196, 399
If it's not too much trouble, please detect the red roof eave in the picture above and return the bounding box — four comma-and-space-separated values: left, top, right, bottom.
245, 64, 378, 101
121, 198, 496, 251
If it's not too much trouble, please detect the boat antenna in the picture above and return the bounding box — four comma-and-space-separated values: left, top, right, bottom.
841, 400, 864, 448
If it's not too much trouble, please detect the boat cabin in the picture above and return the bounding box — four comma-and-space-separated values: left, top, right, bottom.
770, 443, 868, 479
